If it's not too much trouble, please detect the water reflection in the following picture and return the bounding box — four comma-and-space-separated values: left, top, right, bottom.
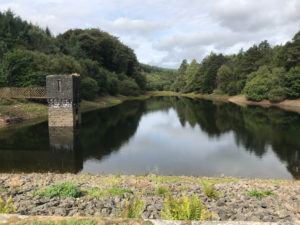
0, 124, 82, 173
0, 97, 299, 179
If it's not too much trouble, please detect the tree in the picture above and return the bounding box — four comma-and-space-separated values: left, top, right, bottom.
283, 67, 300, 98
184, 59, 200, 92
80, 77, 99, 100
118, 78, 141, 96
279, 32, 300, 70
196, 53, 226, 93
171, 59, 188, 92
243, 66, 273, 101
1, 49, 51, 87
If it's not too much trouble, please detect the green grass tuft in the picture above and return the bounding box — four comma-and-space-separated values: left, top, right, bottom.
122, 197, 144, 218
155, 186, 169, 196
202, 181, 220, 199
247, 189, 274, 199
37, 182, 82, 198
0, 196, 15, 213
161, 194, 211, 221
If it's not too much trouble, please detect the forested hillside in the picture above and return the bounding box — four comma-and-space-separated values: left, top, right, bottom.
170, 34, 300, 102
140, 64, 178, 91
0, 10, 146, 99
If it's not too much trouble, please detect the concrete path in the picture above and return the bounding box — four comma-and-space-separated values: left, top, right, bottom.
0, 214, 299, 225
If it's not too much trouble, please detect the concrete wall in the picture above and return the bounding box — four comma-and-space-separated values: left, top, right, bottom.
46, 74, 80, 127
48, 106, 75, 127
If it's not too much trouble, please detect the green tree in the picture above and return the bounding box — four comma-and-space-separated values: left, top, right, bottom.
80, 77, 99, 100
1, 49, 50, 86
283, 66, 300, 98
243, 66, 273, 101
184, 59, 201, 92
196, 53, 226, 93
118, 78, 141, 96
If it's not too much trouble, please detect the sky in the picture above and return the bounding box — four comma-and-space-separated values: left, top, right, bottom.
0, 0, 299, 68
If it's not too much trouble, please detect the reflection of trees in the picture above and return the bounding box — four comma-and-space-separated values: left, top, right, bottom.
0, 123, 82, 173
0, 122, 50, 150
168, 97, 300, 179
79, 101, 146, 160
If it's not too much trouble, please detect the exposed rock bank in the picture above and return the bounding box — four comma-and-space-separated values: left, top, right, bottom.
0, 173, 299, 223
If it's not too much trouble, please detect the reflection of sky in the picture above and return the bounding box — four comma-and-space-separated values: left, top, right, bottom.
83, 109, 292, 179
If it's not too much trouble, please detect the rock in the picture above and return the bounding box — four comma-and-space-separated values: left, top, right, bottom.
261, 202, 268, 208
54, 208, 67, 216
277, 210, 290, 219
216, 199, 226, 207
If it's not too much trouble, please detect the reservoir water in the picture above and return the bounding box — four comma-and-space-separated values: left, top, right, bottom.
0, 97, 299, 179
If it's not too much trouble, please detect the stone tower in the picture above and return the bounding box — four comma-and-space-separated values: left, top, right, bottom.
46, 74, 81, 127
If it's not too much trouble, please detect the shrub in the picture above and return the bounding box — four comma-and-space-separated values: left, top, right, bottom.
202, 182, 220, 199
0, 196, 15, 213
106, 75, 119, 95
161, 194, 211, 221
122, 197, 144, 218
118, 78, 141, 96
80, 77, 99, 100
268, 87, 287, 102
247, 189, 274, 199
244, 66, 273, 101
38, 182, 82, 198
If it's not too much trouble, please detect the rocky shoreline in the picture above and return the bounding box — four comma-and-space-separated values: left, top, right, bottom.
0, 173, 299, 223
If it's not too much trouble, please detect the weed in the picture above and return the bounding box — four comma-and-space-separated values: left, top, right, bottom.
122, 197, 144, 218
161, 194, 211, 221
37, 182, 82, 198
155, 186, 169, 196
0, 196, 15, 213
247, 189, 274, 199
202, 181, 220, 199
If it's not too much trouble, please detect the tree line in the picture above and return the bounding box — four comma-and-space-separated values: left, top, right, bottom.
167, 34, 300, 102
0, 10, 146, 99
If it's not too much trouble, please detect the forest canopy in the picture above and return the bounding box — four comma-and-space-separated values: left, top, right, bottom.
169, 35, 300, 102
0, 10, 146, 99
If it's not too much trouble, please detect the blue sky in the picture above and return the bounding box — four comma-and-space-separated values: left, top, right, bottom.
0, 0, 299, 68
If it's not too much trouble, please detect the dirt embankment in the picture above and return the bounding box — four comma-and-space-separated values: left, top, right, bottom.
228, 95, 300, 114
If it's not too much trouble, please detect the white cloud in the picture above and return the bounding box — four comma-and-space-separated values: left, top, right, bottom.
0, 0, 299, 68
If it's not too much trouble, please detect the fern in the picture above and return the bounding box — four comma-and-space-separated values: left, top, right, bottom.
122, 197, 144, 218
0, 196, 15, 213
202, 181, 220, 199
161, 194, 211, 221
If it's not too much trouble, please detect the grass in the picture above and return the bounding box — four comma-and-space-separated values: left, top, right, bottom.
20, 220, 96, 225
0, 99, 47, 120
161, 194, 211, 221
121, 197, 144, 218
0, 196, 15, 213
247, 189, 275, 199
37, 182, 82, 198
202, 181, 220, 199
155, 186, 170, 196
85, 187, 132, 198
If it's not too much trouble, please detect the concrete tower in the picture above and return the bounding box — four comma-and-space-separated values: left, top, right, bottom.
46, 74, 81, 127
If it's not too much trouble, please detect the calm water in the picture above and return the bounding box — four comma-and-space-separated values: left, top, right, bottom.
0, 97, 299, 179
